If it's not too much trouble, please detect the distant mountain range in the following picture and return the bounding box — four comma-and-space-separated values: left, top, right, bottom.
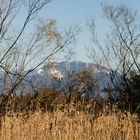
22, 61, 119, 98
0, 61, 121, 99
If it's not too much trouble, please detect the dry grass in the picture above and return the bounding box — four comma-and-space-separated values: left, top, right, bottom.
0, 110, 139, 140
0, 91, 139, 140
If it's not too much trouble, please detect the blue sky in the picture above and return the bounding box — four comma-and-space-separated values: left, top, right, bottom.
18, 0, 140, 62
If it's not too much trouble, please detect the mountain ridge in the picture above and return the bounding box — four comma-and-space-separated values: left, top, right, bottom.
23, 61, 116, 99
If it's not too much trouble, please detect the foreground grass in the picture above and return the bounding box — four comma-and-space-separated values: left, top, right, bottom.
0, 110, 139, 140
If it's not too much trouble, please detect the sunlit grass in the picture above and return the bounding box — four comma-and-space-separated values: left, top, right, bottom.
0, 110, 139, 140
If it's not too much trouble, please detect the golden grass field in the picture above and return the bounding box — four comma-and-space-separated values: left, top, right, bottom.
0, 110, 139, 140
0, 90, 139, 140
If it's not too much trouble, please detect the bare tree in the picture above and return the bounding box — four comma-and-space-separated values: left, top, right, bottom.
0, 0, 79, 95
87, 4, 140, 113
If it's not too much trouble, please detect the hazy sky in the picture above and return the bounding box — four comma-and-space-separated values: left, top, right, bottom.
18, 0, 140, 62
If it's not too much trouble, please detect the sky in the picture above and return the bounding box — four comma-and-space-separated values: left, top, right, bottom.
18, 0, 140, 63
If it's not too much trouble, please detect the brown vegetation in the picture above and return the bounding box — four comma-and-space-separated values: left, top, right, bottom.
0, 108, 139, 140
0, 89, 139, 140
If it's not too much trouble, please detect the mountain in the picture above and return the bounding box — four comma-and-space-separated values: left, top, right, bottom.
0, 61, 120, 99
22, 61, 119, 99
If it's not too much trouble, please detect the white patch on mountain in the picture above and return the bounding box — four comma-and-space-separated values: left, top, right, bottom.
36, 69, 44, 75
49, 68, 63, 79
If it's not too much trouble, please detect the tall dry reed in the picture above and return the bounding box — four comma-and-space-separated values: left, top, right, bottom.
0, 110, 139, 140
